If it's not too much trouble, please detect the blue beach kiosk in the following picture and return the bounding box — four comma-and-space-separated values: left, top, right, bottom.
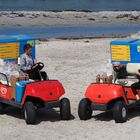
111, 38, 140, 64
0, 34, 36, 63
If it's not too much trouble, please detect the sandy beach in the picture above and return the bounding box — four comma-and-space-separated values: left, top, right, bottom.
0, 11, 140, 26
0, 7, 140, 140
1, 34, 140, 139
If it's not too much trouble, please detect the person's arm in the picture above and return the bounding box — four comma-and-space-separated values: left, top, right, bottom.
20, 55, 31, 71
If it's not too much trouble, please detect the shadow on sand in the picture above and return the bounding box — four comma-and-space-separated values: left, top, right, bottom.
93, 106, 140, 122
2, 107, 75, 124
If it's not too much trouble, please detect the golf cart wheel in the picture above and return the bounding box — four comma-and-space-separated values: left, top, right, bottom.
0, 103, 6, 114
113, 101, 128, 123
24, 102, 36, 124
60, 98, 71, 120
78, 98, 92, 120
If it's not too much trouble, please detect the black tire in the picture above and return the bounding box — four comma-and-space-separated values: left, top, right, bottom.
60, 98, 71, 120
113, 101, 128, 123
24, 102, 36, 124
0, 103, 6, 114
78, 98, 92, 120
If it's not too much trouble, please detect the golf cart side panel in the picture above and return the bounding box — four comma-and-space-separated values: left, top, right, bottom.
85, 83, 127, 104
21, 80, 65, 104
123, 86, 137, 100
0, 83, 12, 100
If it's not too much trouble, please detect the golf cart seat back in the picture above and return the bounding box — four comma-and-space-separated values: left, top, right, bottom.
126, 63, 140, 74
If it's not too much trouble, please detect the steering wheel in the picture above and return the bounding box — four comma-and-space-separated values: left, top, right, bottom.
31, 62, 44, 71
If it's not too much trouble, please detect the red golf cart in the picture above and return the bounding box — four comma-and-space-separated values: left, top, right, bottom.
78, 37, 140, 123
78, 62, 140, 123
0, 62, 71, 124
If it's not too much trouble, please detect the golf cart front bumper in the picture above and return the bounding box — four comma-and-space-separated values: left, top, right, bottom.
91, 103, 107, 111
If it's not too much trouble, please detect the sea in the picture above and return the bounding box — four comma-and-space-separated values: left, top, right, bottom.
0, 0, 140, 38
0, 24, 140, 39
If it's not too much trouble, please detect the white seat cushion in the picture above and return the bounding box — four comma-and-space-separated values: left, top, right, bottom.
0, 80, 11, 86
126, 63, 140, 74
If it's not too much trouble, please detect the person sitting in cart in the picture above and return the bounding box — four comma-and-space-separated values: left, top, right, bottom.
20, 44, 47, 80
113, 62, 140, 102
131, 69, 140, 103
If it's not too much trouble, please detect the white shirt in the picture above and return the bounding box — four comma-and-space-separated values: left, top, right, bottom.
20, 53, 34, 71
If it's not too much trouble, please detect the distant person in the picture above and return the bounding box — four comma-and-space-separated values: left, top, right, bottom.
20, 44, 47, 80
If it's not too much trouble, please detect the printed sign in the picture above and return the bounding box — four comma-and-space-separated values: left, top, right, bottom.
111, 45, 130, 61
0, 42, 19, 60
137, 46, 140, 52
27, 40, 35, 46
